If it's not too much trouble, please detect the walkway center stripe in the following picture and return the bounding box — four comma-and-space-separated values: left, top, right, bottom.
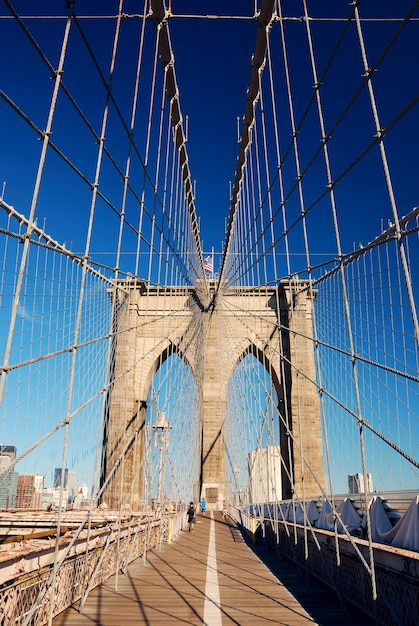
203, 512, 222, 626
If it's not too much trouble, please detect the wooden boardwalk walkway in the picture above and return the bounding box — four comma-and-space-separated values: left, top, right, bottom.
53, 512, 374, 625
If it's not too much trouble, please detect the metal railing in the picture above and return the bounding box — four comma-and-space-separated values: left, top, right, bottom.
0, 510, 185, 625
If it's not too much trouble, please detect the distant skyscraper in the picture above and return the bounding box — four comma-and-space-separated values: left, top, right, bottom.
0, 470, 18, 508
0, 456, 9, 469
0, 445, 18, 507
248, 446, 282, 503
67, 470, 78, 496
0, 445, 17, 470
54, 468, 69, 488
42, 487, 68, 511
80, 484, 89, 498
348, 473, 373, 494
16, 475, 43, 509
0, 445, 16, 459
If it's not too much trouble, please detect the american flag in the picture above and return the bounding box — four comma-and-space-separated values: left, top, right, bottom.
204, 255, 213, 273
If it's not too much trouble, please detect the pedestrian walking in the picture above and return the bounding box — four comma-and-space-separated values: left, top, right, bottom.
186, 501, 196, 531
222, 500, 227, 520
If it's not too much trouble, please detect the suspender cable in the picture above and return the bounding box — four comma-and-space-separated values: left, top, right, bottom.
218, 0, 276, 289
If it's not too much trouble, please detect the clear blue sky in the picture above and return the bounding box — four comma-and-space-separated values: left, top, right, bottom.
1, 0, 417, 262
0, 0, 419, 270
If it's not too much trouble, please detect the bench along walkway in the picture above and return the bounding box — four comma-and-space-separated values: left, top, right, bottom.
53, 512, 373, 625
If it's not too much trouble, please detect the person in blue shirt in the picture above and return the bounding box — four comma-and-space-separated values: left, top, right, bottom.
201, 497, 206, 516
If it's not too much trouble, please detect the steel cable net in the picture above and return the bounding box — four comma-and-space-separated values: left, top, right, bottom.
0, 3, 203, 485
0, 5, 204, 621
222, 0, 419, 502
0, 0, 418, 623
219, 0, 419, 617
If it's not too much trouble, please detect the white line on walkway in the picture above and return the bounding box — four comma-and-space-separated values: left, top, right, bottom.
203, 511, 222, 626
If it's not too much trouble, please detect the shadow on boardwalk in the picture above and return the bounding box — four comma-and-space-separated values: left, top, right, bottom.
238, 522, 374, 626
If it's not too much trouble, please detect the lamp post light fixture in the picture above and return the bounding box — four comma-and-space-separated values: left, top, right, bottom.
152, 412, 172, 505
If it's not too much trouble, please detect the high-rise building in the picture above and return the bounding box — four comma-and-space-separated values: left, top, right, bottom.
16, 475, 44, 509
80, 484, 89, 498
34, 474, 44, 493
54, 468, 78, 500
0, 445, 16, 459
0, 445, 17, 470
42, 487, 68, 511
248, 446, 282, 503
54, 468, 69, 488
0, 445, 18, 508
348, 473, 373, 494
0, 470, 18, 508
67, 470, 78, 497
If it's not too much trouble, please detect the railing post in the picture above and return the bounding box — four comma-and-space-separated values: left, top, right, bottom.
252, 516, 256, 543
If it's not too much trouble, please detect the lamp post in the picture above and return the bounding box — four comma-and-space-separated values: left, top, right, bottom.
233, 467, 240, 506
152, 412, 171, 505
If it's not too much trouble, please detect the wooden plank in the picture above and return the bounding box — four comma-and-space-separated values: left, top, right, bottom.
53, 512, 374, 625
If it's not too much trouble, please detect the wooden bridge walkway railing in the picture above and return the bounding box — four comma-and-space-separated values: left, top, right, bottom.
52, 511, 373, 626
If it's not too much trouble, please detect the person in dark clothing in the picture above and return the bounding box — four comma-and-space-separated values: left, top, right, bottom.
186, 502, 196, 531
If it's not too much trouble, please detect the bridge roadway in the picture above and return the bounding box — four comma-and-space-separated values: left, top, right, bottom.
53, 511, 374, 626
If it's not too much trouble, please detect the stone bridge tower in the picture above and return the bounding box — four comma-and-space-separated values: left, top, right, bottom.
102, 279, 326, 511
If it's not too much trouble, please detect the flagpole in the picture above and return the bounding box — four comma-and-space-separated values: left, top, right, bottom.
212, 246, 214, 280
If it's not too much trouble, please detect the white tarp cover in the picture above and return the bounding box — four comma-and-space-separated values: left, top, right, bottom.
270, 500, 320, 524
271, 501, 290, 520
247, 496, 419, 551
294, 500, 319, 525
275, 502, 285, 520
316, 499, 334, 531
369, 495, 419, 551
315, 497, 363, 533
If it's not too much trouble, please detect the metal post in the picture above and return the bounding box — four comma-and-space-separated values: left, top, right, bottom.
152, 412, 172, 506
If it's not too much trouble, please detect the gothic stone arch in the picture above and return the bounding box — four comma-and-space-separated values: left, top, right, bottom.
102, 280, 326, 510
102, 282, 198, 510
232, 343, 290, 499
